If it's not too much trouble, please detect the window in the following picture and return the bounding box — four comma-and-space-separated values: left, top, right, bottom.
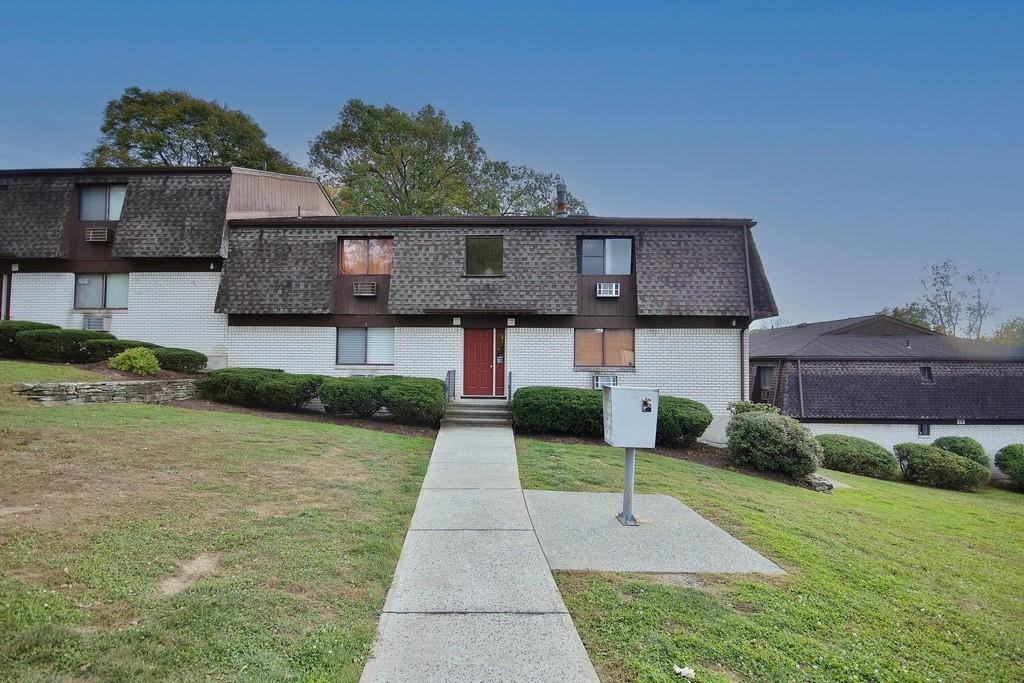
756, 366, 775, 402
74, 273, 128, 309
80, 185, 127, 221
918, 423, 931, 437
340, 238, 393, 274
577, 237, 633, 274
466, 236, 503, 276
574, 328, 635, 367
920, 366, 933, 383
336, 327, 395, 365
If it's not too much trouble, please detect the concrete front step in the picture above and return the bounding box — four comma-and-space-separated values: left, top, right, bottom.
446, 407, 510, 418
442, 416, 513, 426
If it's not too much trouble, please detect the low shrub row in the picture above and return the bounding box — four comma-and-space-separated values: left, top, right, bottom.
895, 443, 990, 492
318, 376, 446, 425
1, 322, 208, 373
815, 434, 900, 480
727, 411, 822, 477
509, 386, 713, 447
995, 445, 1024, 489
197, 368, 323, 411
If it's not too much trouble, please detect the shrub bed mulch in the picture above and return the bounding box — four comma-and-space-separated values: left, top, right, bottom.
168, 398, 438, 438
518, 432, 815, 489
73, 361, 194, 381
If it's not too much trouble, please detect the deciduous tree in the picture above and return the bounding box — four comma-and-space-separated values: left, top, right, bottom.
990, 317, 1024, 347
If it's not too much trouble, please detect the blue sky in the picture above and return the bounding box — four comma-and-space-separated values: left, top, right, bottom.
2, 1, 1021, 330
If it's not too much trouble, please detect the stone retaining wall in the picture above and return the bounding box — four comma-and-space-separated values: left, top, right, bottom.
15, 379, 198, 406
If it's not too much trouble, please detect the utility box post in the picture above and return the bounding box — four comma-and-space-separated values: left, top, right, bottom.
603, 386, 660, 526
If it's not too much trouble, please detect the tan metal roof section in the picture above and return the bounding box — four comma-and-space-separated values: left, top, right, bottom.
226, 167, 337, 219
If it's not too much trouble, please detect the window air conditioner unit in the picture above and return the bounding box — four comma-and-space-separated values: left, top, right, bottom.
352, 281, 377, 297
83, 227, 110, 242
596, 282, 621, 298
83, 315, 111, 332
593, 374, 618, 389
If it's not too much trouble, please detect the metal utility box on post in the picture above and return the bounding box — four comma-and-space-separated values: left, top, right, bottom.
603, 386, 659, 526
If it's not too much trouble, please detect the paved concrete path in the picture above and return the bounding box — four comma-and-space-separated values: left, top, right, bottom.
360, 424, 598, 683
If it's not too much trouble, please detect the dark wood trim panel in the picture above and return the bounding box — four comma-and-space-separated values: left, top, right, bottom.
576, 275, 637, 316
2, 258, 223, 273
229, 216, 757, 229
228, 313, 750, 329
798, 417, 1024, 426
333, 275, 391, 314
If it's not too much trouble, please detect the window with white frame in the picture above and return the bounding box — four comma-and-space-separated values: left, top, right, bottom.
336, 327, 395, 365
80, 185, 127, 221
74, 273, 128, 309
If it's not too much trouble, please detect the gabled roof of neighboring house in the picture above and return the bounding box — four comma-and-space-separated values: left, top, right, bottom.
0, 166, 335, 260
215, 218, 778, 318
750, 314, 1024, 361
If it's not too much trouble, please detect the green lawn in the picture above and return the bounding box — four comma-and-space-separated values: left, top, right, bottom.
0, 360, 430, 681
517, 438, 1024, 683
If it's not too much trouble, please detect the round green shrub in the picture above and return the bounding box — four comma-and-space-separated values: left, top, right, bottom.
378, 377, 446, 425
995, 444, 1024, 489
0, 321, 60, 357
894, 443, 990, 492
815, 434, 899, 480
84, 338, 159, 362
318, 377, 383, 417
108, 347, 160, 376
15, 328, 115, 363
931, 436, 989, 468
511, 387, 603, 437
197, 368, 284, 405
727, 412, 822, 477
253, 374, 326, 411
153, 347, 207, 373
656, 396, 713, 447
728, 400, 780, 416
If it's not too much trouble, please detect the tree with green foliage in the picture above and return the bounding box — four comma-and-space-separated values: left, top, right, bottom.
309, 99, 586, 216
85, 87, 303, 174
881, 260, 998, 338
990, 317, 1024, 347
878, 302, 932, 329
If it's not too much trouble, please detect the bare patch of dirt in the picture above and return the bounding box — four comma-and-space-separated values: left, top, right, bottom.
168, 399, 438, 438
156, 552, 221, 598
521, 433, 814, 490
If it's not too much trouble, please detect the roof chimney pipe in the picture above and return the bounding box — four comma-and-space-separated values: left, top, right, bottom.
555, 182, 568, 217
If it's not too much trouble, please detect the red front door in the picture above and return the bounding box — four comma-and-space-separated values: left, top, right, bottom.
463, 328, 495, 396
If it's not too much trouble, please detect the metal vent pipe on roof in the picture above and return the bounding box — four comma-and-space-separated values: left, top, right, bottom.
555, 182, 568, 217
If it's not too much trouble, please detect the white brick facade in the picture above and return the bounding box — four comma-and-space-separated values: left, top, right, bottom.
803, 422, 1024, 472
506, 327, 746, 415
7, 271, 229, 365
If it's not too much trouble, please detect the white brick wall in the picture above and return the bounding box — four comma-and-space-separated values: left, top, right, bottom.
506, 327, 745, 415
7, 271, 228, 364
803, 422, 1024, 472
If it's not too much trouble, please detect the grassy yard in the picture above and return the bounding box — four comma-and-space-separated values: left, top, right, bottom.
0, 360, 431, 681
517, 438, 1024, 683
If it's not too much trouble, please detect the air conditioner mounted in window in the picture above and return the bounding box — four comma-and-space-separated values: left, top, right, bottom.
596, 282, 621, 297
352, 282, 377, 297
593, 374, 618, 389
83, 227, 110, 242
82, 315, 111, 332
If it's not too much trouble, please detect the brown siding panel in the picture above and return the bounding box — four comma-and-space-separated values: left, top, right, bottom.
576, 275, 637, 316
334, 275, 391, 314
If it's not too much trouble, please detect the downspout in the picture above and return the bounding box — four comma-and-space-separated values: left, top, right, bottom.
3, 271, 12, 320
739, 329, 746, 401
797, 359, 805, 418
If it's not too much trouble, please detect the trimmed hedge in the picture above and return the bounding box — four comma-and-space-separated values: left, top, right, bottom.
0, 321, 60, 357
995, 444, 1024, 489
510, 386, 712, 446
931, 436, 989, 468
728, 400, 780, 416
318, 376, 383, 417
153, 347, 208, 373
894, 443, 990, 492
815, 434, 899, 480
197, 368, 324, 411
15, 328, 115, 363
84, 338, 159, 362
109, 347, 160, 376
378, 377, 446, 425
727, 412, 822, 477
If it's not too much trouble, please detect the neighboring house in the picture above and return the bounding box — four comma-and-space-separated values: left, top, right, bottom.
750, 315, 1024, 463
0, 166, 337, 365
1, 165, 778, 421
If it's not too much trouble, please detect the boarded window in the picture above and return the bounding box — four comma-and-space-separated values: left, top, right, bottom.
574, 329, 635, 367
336, 328, 395, 364
466, 236, 503, 276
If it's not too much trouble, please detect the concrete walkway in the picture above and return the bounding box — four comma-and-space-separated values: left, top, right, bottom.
360, 424, 598, 682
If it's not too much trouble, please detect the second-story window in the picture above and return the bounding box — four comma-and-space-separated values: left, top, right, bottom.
341, 238, 393, 274
578, 237, 633, 274
80, 184, 127, 221
466, 236, 503, 276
